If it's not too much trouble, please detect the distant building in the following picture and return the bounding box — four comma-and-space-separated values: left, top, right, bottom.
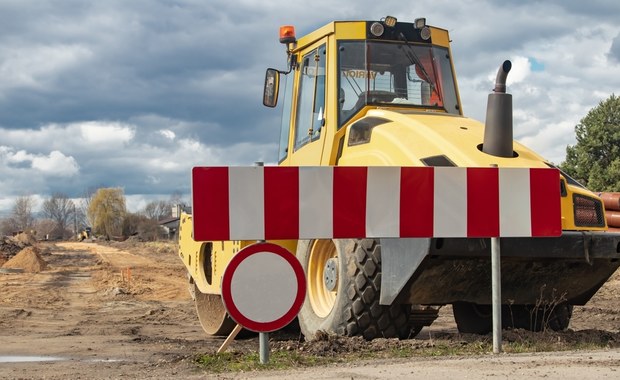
159, 204, 191, 240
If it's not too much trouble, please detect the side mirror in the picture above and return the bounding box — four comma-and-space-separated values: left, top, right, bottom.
263, 68, 280, 108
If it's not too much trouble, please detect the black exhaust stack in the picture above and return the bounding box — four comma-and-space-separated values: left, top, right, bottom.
483, 60, 513, 157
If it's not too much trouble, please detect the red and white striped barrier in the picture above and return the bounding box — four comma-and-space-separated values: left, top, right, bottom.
191, 166, 561, 241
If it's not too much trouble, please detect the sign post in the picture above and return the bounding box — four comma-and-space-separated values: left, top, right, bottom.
220, 242, 306, 364
491, 236, 501, 354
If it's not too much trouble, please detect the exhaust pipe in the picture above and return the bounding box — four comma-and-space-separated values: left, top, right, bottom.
483, 60, 513, 158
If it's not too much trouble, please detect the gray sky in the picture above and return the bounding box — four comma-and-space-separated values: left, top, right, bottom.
1, 0, 619, 215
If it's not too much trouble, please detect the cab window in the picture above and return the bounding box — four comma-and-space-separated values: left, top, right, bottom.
277, 73, 294, 163
294, 45, 326, 150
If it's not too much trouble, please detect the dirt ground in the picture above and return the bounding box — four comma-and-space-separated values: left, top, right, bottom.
0, 241, 619, 379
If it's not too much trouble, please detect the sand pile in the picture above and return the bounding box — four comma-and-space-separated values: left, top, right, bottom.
2, 246, 47, 273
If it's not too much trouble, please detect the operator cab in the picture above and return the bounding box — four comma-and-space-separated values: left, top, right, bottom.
337, 39, 460, 127
263, 17, 463, 165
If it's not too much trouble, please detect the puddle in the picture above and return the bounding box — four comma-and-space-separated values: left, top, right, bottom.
0, 356, 64, 363
0, 268, 24, 274
0, 355, 123, 363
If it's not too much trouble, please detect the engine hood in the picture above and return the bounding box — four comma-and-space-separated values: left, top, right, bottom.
337, 109, 548, 168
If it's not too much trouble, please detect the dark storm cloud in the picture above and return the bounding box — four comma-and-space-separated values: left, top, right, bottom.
0, 0, 298, 147
609, 34, 620, 63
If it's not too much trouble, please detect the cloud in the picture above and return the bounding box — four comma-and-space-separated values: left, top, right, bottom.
0, 118, 277, 207
0, 44, 92, 92
609, 33, 620, 63
1, 147, 79, 177
0, 1, 619, 214
31, 151, 80, 176
159, 129, 175, 140
79, 121, 135, 146
506, 57, 532, 85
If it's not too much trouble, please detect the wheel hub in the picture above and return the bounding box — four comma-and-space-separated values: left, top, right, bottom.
307, 240, 338, 318
323, 258, 338, 291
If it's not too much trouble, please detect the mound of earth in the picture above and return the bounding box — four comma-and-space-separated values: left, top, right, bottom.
1, 233, 34, 260
2, 246, 47, 273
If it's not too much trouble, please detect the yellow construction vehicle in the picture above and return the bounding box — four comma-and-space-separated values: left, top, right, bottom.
179, 17, 620, 339
77, 227, 92, 242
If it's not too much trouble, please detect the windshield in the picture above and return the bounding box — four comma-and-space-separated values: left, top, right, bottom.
338, 41, 459, 127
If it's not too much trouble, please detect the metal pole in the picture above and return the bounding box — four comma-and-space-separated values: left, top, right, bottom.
259, 332, 269, 364
255, 160, 270, 364
491, 236, 502, 354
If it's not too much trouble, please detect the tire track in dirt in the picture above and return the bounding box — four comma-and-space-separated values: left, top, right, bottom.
0, 241, 210, 380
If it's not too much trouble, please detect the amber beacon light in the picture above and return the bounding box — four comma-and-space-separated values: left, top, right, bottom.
279, 25, 296, 44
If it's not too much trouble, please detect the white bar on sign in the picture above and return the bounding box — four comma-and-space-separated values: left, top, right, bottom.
434, 167, 467, 237
366, 167, 400, 237
299, 167, 333, 239
228, 166, 265, 240
499, 168, 531, 236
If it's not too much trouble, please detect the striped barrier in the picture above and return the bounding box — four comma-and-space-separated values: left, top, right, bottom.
191, 166, 561, 241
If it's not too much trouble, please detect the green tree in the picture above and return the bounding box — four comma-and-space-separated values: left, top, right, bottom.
87, 188, 126, 239
561, 94, 620, 191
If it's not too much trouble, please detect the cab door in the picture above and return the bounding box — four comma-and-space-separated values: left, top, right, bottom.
287, 42, 328, 166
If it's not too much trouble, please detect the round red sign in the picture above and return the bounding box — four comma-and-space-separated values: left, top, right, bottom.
221, 242, 306, 332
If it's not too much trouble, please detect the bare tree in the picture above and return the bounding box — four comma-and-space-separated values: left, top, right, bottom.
80, 186, 98, 228
142, 200, 172, 221
169, 191, 189, 211
122, 213, 162, 241
3, 195, 37, 234
42, 193, 75, 239
35, 219, 57, 240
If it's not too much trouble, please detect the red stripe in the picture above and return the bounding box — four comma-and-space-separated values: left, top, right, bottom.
192, 167, 229, 241
264, 167, 299, 240
530, 168, 562, 236
466, 168, 500, 237
400, 167, 434, 237
333, 167, 367, 238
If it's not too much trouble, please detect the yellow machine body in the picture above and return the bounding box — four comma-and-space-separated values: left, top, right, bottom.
179, 18, 619, 338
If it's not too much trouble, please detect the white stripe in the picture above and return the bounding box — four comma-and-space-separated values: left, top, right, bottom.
434, 167, 467, 237
366, 167, 400, 237
499, 168, 532, 236
228, 166, 265, 240
299, 167, 333, 239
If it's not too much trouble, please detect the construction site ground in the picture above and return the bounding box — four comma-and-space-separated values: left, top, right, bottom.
0, 241, 619, 379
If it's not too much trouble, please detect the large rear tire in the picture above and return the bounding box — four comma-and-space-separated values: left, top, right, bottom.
297, 238, 411, 340
506, 303, 573, 332
452, 302, 493, 334
453, 302, 573, 334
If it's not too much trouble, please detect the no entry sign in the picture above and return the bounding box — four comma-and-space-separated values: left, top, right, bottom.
221, 242, 306, 333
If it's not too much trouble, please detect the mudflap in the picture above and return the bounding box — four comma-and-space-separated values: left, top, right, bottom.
382, 231, 620, 306
379, 237, 430, 305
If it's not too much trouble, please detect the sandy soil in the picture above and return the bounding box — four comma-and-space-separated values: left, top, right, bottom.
0, 241, 207, 379
0, 241, 618, 379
